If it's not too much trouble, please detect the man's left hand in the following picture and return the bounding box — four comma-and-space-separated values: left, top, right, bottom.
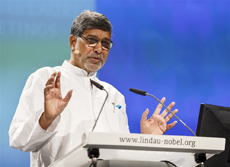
140, 97, 178, 135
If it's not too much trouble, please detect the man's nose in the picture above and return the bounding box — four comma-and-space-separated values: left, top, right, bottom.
93, 42, 102, 54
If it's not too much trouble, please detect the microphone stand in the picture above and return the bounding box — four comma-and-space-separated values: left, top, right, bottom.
87, 80, 109, 167
91, 89, 109, 132
129, 88, 208, 166
194, 153, 206, 167
146, 93, 207, 166
146, 93, 196, 136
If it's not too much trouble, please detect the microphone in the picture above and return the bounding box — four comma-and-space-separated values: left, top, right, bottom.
129, 88, 147, 96
90, 79, 109, 132
90, 79, 104, 90
75, 49, 80, 54
129, 88, 196, 136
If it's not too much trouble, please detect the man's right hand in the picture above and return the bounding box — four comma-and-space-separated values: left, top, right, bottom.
39, 71, 73, 130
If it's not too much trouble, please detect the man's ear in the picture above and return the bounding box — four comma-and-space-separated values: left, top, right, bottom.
69, 35, 77, 51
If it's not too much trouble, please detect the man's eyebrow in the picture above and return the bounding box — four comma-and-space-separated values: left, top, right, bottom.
103, 38, 111, 41
87, 35, 111, 41
87, 35, 97, 38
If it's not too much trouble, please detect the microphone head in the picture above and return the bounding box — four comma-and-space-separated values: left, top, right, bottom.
129, 88, 147, 96
90, 79, 104, 90
75, 50, 80, 54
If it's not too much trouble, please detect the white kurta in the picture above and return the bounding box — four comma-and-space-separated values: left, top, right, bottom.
9, 60, 129, 167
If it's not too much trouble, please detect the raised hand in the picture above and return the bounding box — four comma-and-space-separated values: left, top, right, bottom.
39, 71, 73, 130
140, 97, 178, 135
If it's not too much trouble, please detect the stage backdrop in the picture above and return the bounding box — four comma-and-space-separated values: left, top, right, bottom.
1, 0, 229, 166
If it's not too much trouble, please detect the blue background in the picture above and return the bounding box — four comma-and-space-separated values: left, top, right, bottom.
1, 0, 229, 166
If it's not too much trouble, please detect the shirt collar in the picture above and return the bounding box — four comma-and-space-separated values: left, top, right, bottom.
62, 60, 97, 77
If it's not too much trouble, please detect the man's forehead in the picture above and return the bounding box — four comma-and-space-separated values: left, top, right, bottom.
82, 29, 112, 39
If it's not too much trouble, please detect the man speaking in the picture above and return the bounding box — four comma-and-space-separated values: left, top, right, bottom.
9, 10, 178, 167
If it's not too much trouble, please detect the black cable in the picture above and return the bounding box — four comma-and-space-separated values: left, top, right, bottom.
160, 160, 177, 167
89, 162, 96, 167
89, 159, 103, 167
89, 159, 177, 167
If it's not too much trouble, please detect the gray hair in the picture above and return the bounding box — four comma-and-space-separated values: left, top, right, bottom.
70, 10, 112, 37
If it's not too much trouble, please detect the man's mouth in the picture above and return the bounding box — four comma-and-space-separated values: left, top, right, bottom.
88, 56, 102, 63
92, 57, 101, 61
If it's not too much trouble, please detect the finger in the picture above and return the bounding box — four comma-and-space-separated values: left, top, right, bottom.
141, 108, 149, 124
63, 89, 73, 103
166, 121, 177, 131
44, 84, 53, 95
46, 72, 57, 86
161, 101, 175, 118
153, 97, 165, 115
55, 71, 61, 89
165, 109, 178, 123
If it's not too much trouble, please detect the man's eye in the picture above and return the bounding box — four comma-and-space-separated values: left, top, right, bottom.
87, 38, 98, 44
102, 41, 110, 47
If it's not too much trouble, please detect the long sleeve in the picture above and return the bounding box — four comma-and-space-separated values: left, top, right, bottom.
9, 68, 60, 152
9, 61, 131, 167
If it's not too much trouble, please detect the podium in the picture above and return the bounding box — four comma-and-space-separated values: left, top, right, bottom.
49, 132, 225, 167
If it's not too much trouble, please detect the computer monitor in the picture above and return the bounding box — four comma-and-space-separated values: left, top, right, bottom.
196, 103, 230, 167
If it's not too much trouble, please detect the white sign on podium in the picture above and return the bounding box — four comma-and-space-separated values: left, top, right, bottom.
49, 132, 225, 167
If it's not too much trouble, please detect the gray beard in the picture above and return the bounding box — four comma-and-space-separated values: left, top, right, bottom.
84, 60, 103, 72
